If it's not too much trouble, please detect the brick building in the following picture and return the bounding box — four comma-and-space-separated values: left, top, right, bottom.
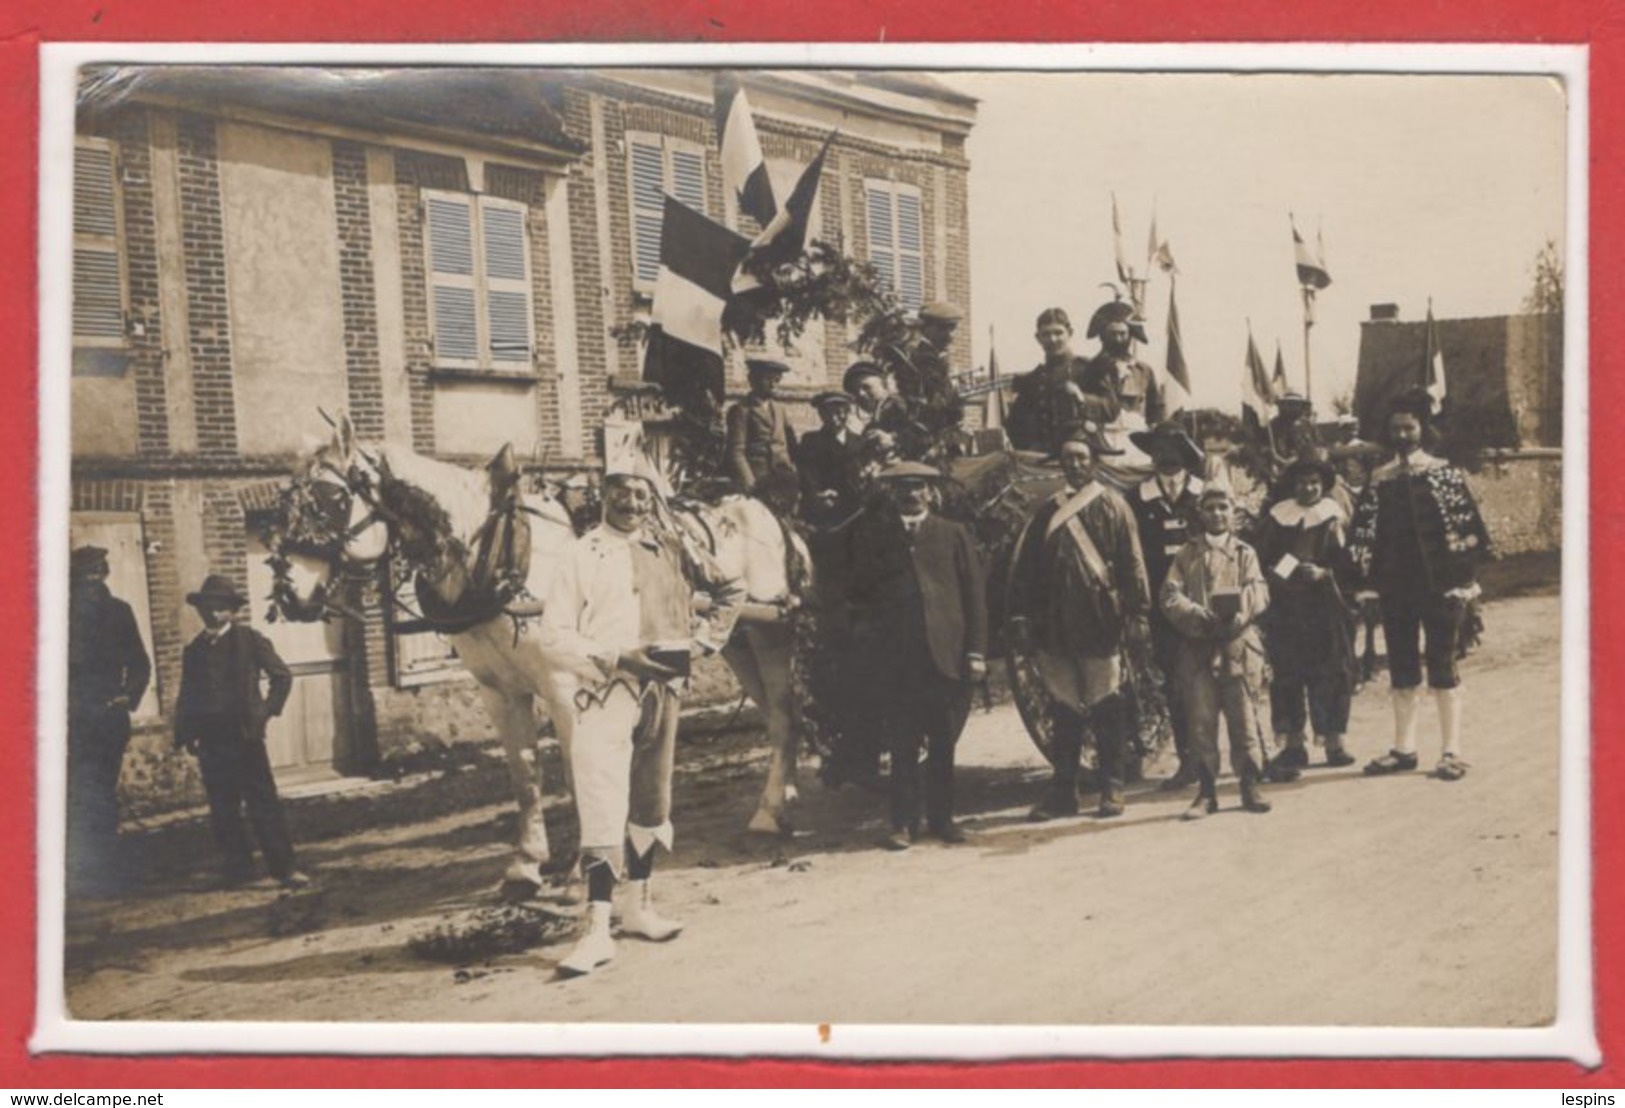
67, 66, 978, 812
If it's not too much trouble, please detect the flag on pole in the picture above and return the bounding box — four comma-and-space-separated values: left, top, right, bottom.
1423, 299, 1447, 415
644, 195, 751, 409
1148, 208, 1179, 275
732, 131, 833, 294
1272, 340, 1289, 399
983, 332, 1006, 431
713, 72, 777, 228
1112, 193, 1132, 285
1291, 215, 1332, 290
1242, 326, 1275, 429
1164, 281, 1191, 414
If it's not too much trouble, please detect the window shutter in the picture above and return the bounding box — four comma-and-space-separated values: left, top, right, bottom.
895, 190, 924, 311
424, 193, 478, 363
629, 138, 666, 286
670, 148, 706, 213
866, 184, 896, 292
73, 143, 124, 342
481, 200, 532, 365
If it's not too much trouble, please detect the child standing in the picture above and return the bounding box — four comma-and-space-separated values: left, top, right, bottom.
1160, 483, 1274, 819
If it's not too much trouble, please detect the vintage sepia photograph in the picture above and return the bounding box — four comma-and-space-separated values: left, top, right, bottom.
38, 46, 1588, 1056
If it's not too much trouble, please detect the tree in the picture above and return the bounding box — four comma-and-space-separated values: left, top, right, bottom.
1522, 238, 1565, 316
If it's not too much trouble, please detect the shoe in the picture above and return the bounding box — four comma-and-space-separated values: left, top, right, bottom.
620, 880, 683, 941
556, 912, 616, 978
278, 871, 312, 890
1027, 788, 1080, 823
1276, 744, 1310, 770
1182, 795, 1218, 821
1096, 794, 1126, 819
1364, 750, 1419, 776
927, 821, 968, 844
1263, 759, 1302, 784
1158, 763, 1198, 792
1242, 793, 1273, 814
881, 827, 914, 851
1433, 754, 1470, 782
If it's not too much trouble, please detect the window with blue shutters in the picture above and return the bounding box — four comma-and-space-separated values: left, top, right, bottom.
422, 189, 534, 372
73, 138, 129, 375
863, 179, 925, 312
626, 131, 709, 293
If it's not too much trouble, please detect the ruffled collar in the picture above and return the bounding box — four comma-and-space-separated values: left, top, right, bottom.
1269, 497, 1345, 528
1373, 450, 1446, 483
1139, 473, 1204, 504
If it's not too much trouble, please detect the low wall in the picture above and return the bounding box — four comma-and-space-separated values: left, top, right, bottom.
1467, 450, 1563, 557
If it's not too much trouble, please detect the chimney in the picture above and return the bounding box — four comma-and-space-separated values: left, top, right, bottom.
1369, 303, 1400, 323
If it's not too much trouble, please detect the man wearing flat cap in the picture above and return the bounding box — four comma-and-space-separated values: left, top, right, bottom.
889, 301, 967, 446
1085, 297, 1165, 451
833, 461, 986, 848
795, 390, 865, 532
725, 358, 798, 496
1126, 421, 1207, 790
1007, 423, 1151, 821
174, 573, 308, 889
67, 545, 151, 895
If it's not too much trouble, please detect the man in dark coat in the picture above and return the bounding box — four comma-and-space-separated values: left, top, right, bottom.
174, 574, 309, 889
795, 390, 866, 532
836, 462, 987, 848
67, 545, 151, 895
1125, 421, 1209, 791
889, 301, 967, 445
1006, 307, 1120, 454
725, 358, 798, 494
1008, 424, 1152, 821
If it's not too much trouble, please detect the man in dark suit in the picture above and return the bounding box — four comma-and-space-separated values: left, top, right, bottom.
725, 358, 798, 494
174, 574, 309, 889
67, 545, 151, 896
838, 462, 987, 849
795, 390, 865, 533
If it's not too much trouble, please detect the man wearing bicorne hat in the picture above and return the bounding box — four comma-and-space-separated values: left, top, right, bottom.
1085, 297, 1165, 455
68, 544, 151, 896
538, 462, 745, 977
1008, 423, 1151, 821
1125, 421, 1208, 791
174, 573, 308, 890
725, 358, 798, 495
833, 460, 986, 849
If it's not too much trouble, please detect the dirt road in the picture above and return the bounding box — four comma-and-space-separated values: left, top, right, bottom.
64, 593, 1563, 1029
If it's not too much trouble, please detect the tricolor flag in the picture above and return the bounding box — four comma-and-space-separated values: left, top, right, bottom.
1423, 299, 1447, 415
1242, 327, 1275, 429
1291, 216, 1332, 290
1112, 193, 1132, 286
1164, 282, 1191, 414
1271, 341, 1290, 399
732, 132, 833, 294
714, 72, 777, 229
644, 195, 751, 412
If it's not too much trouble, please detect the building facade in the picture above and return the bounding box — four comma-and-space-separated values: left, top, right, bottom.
67, 66, 977, 813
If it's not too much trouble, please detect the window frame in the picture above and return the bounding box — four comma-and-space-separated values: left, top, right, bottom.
863, 177, 926, 313
421, 188, 537, 376
625, 130, 710, 295
72, 136, 131, 368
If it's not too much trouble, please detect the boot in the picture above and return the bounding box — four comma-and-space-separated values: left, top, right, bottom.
1321, 734, 1355, 768
1093, 694, 1129, 819
1183, 764, 1219, 821
1029, 723, 1083, 821
1239, 766, 1272, 814
557, 901, 616, 977
620, 878, 683, 942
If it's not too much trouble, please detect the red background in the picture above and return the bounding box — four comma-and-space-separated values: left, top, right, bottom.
1, 0, 1618, 1088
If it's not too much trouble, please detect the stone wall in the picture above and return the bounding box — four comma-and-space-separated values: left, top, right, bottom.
1467, 452, 1564, 557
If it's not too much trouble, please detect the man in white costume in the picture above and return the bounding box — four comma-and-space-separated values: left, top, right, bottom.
540, 463, 744, 978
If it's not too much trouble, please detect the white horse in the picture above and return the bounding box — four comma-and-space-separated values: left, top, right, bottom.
671, 493, 815, 835
272, 416, 578, 891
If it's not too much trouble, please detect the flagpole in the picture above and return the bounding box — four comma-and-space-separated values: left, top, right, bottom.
1302, 288, 1314, 409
